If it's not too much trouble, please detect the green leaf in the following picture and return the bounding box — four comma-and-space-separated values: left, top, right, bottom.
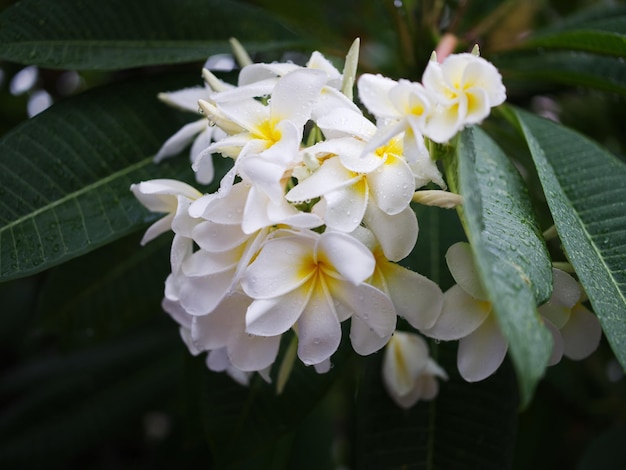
0, 72, 228, 283
0, 0, 302, 70
514, 108, 626, 373
520, 4, 626, 57
446, 126, 554, 407
355, 342, 518, 469
36, 232, 172, 342
494, 51, 626, 97
524, 30, 626, 57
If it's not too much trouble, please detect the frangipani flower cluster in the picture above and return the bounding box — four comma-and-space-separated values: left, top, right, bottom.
131, 39, 522, 401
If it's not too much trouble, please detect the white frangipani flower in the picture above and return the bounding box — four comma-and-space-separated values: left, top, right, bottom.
241, 229, 397, 365
421, 242, 507, 382
422, 51, 506, 143
201, 68, 327, 165
539, 268, 602, 364
382, 331, 448, 409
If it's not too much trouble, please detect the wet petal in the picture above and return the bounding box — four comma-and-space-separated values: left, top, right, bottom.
561, 304, 602, 360
270, 68, 327, 129
367, 155, 415, 215
229, 331, 281, 372
154, 119, 207, 163
422, 284, 490, 340
316, 107, 376, 141
349, 314, 392, 356
382, 262, 443, 330
331, 280, 396, 338
286, 156, 359, 203
364, 204, 418, 262
319, 232, 375, 285
296, 281, 342, 365
242, 235, 317, 299
193, 220, 248, 252
445, 242, 487, 300
323, 180, 368, 232
179, 267, 236, 316
550, 268, 581, 309
382, 331, 429, 396
457, 313, 508, 382
159, 86, 208, 112
357, 73, 398, 118
544, 319, 564, 366
246, 286, 310, 336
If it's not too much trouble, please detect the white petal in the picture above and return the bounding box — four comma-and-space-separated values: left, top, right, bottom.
457, 313, 508, 382
170, 233, 193, 273
131, 179, 201, 212
238, 156, 288, 205
544, 319, 564, 366
159, 86, 208, 112
141, 214, 174, 245
424, 104, 463, 143
217, 98, 269, 135
270, 68, 327, 129
422, 284, 490, 340
207, 347, 231, 372
332, 280, 396, 339
179, 267, 235, 315
296, 281, 342, 365
245, 286, 309, 336
382, 332, 429, 396
318, 231, 375, 285
550, 268, 581, 308
191, 295, 245, 350
229, 331, 281, 372
323, 180, 369, 232
154, 119, 207, 163
310, 87, 361, 122
445, 242, 487, 300
364, 204, 418, 262
314, 359, 332, 374
538, 302, 571, 329
192, 181, 248, 223
192, 220, 248, 252
162, 297, 192, 329
357, 73, 398, 118
171, 195, 199, 238
316, 107, 376, 141
238, 62, 299, 86
561, 304, 602, 360
242, 234, 317, 299
190, 128, 216, 185
182, 249, 239, 277
366, 155, 415, 215
382, 262, 443, 330
287, 156, 358, 203
349, 314, 392, 356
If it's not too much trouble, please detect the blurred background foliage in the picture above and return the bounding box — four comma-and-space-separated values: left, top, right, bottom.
0, 0, 625, 468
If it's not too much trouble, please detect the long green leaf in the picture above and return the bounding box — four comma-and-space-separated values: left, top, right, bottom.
494, 51, 626, 96
0, 73, 216, 283
0, 0, 301, 70
447, 126, 553, 407
514, 108, 626, 372
523, 30, 626, 57
355, 342, 518, 469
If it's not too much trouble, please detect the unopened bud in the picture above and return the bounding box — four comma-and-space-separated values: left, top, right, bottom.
412, 190, 463, 209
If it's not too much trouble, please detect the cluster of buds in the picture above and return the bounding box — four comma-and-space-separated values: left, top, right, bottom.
132, 39, 598, 409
